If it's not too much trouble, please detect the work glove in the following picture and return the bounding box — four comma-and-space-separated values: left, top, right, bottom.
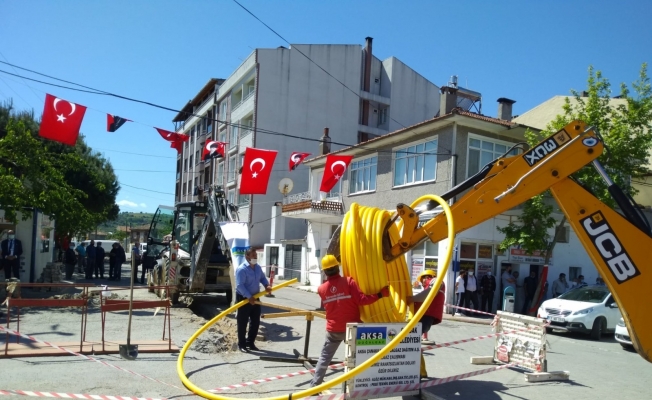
378, 286, 390, 299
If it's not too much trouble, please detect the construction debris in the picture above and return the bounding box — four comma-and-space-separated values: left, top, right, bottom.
191, 319, 239, 354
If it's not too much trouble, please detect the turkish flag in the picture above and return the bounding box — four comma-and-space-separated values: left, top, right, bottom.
320, 154, 353, 192
240, 147, 278, 195
155, 128, 189, 153
107, 114, 131, 132
38, 94, 87, 146
288, 152, 311, 171
202, 140, 225, 161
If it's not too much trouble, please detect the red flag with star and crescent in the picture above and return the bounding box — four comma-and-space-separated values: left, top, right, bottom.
288, 152, 311, 171
320, 154, 353, 192
38, 94, 87, 146
155, 128, 189, 154
202, 140, 226, 161
240, 147, 278, 195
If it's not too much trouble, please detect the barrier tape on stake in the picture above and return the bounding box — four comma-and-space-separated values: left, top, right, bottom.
421, 322, 549, 352
0, 326, 185, 392
0, 389, 166, 400
446, 304, 497, 317
208, 363, 346, 393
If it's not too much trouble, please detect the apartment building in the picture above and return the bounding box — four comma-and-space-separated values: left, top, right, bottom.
280, 92, 601, 312
172, 38, 452, 247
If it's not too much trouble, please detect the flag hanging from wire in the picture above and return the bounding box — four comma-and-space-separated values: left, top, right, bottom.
107, 114, 131, 132
202, 139, 226, 161
288, 152, 311, 171
38, 93, 87, 146
155, 127, 189, 154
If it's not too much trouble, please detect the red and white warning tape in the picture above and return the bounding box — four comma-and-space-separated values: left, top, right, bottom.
420, 362, 518, 389
421, 323, 547, 352
208, 362, 346, 392
0, 326, 185, 392
446, 304, 497, 318
0, 389, 166, 400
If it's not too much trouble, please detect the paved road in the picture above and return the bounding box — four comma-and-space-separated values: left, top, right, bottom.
1, 276, 650, 400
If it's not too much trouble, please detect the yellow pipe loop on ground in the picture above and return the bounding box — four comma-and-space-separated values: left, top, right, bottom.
177, 194, 455, 400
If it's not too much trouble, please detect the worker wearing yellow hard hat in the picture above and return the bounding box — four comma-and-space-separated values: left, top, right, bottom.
310, 254, 389, 388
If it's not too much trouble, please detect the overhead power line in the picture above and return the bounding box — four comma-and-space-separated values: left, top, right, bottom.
0, 62, 452, 157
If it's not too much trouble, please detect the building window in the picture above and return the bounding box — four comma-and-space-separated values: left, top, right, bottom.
349, 156, 377, 194
221, 102, 227, 119
228, 155, 236, 182
466, 135, 519, 178
378, 107, 388, 126
569, 266, 582, 281
219, 129, 226, 143
182, 182, 187, 195
230, 125, 238, 149
184, 158, 188, 172
459, 242, 494, 279
238, 190, 250, 205
557, 226, 570, 243
206, 110, 213, 134
215, 161, 223, 187
393, 139, 437, 187
189, 155, 193, 167
195, 150, 200, 164
227, 189, 235, 204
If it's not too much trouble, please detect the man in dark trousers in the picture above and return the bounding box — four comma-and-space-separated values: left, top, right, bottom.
522, 270, 539, 314
1, 230, 23, 279
109, 242, 126, 281
480, 270, 497, 313
235, 248, 272, 352
95, 242, 106, 279
85, 240, 96, 279
310, 255, 388, 388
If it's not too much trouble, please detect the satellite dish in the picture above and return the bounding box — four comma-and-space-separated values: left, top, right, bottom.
278, 178, 294, 196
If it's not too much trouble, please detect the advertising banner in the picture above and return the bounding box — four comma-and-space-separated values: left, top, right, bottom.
346, 323, 421, 397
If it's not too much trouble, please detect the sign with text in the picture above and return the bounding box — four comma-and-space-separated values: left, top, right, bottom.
509, 248, 553, 265
346, 323, 421, 397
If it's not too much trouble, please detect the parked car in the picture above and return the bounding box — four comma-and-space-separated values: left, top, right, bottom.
615, 317, 634, 349
537, 285, 621, 340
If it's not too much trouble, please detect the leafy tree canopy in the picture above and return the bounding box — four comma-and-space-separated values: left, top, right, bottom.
0, 100, 120, 238
498, 64, 652, 262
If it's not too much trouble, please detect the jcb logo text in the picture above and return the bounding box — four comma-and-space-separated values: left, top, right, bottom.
522, 130, 571, 167
581, 212, 640, 284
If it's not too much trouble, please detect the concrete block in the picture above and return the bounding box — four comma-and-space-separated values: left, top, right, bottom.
524, 371, 570, 382
470, 356, 496, 365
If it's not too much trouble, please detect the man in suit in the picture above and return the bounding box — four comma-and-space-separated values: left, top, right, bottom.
2, 230, 23, 279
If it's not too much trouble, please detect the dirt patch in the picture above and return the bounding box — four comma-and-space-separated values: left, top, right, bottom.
191, 318, 239, 354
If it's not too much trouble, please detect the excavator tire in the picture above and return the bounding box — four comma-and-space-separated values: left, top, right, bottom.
171, 291, 180, 305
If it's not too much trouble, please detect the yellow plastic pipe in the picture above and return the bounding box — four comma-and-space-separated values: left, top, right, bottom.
177, 193, 455, 400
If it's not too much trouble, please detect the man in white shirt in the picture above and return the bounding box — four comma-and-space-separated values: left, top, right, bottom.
454, 270, 467, 316
464, 270, 480, 316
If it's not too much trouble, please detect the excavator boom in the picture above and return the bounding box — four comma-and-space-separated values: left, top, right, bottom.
331, 120, 652, 362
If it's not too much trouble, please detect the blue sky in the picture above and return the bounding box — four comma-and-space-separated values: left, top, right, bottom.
1, 0, 650, 214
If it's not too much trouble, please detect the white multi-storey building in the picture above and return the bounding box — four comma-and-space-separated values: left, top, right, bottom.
173, 38, 446, 248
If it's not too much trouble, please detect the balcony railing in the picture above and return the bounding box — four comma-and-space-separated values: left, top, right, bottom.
231, 90, 255, 113
281, 191, 343, 215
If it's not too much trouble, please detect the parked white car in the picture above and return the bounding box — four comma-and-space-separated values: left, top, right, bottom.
615, 317, 633, 349
537, 285, 621, 340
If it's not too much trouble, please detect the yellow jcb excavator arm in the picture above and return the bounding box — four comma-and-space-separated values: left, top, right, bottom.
383, 121, 651, 362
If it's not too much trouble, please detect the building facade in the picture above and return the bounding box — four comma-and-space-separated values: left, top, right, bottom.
172, 38, 445, 247
281, 94, 601, 312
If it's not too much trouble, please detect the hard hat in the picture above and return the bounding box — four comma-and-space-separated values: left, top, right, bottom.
418, 269, 437, 281
321, 254, 339, 270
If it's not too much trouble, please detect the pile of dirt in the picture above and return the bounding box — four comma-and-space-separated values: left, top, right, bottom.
191, 318, 239, 354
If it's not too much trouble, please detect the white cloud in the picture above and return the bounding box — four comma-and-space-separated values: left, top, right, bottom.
139, 203, 147, 208
117, 199, 139, 208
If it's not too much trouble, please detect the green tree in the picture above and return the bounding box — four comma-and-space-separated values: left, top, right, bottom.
0, 100, 120, 237
497, 64, 652, 264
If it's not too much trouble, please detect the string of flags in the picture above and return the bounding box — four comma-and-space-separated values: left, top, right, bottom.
35, 93, 353, 196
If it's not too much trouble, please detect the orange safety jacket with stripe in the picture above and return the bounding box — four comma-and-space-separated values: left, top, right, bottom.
318, 273, 379, 333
